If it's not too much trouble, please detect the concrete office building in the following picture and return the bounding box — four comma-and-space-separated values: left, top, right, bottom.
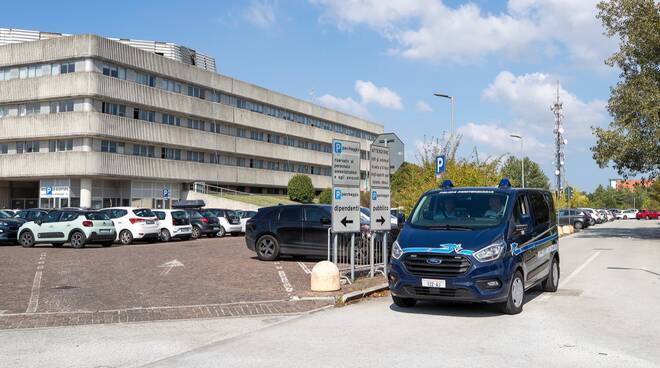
0, 29, 384, 209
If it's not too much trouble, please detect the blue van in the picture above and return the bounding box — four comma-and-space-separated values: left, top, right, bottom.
388, 179, 559, 314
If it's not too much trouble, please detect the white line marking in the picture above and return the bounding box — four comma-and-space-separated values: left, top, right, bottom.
297, 262, 312, 274
159, 259, 184, 276
26, 252, 47, 313
278, 270, 294, 294
538, 251, 601, 302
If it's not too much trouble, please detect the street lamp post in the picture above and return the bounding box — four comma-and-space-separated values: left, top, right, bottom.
509, 134, 525, 188
434, 93, 454, 136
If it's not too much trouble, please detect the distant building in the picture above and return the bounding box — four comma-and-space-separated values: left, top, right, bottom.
609, 178, 655, 190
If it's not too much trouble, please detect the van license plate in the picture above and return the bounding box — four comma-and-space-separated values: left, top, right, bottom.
422, 279, 446, 288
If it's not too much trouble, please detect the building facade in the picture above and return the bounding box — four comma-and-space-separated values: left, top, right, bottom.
0, 32, 384, 209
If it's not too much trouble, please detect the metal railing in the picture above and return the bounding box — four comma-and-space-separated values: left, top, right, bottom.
190, 182, 254, 198
328, 228, 390, 284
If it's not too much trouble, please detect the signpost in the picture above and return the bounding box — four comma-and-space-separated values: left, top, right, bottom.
331, 139, 361, 280
435, 155, 446, 178
163, 188, 170, 199
369, 143, 391, 276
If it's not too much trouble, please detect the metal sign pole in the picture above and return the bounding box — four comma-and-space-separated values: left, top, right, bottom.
369, 231, 375, 277
350, 233, 355, 282
382, 232, 388, 275
333, 233, 338, 264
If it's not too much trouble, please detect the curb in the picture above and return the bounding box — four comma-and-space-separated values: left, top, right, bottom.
337, 282, 389, 305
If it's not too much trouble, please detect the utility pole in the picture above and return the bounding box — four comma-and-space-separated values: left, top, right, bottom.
434, 93, 455, 136
551, 82, 565, 199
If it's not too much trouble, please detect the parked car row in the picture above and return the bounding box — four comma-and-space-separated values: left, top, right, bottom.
0, 202, 258, 249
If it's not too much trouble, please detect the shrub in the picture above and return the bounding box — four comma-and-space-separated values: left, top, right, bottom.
318, 188, 332, 204
288, 174, 315, 203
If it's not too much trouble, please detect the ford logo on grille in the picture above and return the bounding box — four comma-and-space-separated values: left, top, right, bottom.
426, 258, 442, 265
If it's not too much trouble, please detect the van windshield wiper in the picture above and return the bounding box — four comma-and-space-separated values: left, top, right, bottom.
424, 224, 474, 231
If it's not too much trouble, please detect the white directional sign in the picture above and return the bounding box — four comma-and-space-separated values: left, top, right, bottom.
332, 139, 361, 233
332, 139, 361, 187
370, 144, 391, 231
331, 187, 361, 233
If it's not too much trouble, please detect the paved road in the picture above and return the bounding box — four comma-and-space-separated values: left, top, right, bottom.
1, 220, 658, 368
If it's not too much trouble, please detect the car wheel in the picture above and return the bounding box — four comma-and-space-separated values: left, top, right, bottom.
623, 215, 628, 219
216, 227, 226, 237
542, 256, 560, 292
20, 230, 35, 248
70, 231, 86, 249
191, 226, 201, 239
101, 242, 113, 247
52, 243, 64, 248
573, 221, 583, 230
119, 230, 133, 245
501, 271, 525, 315
159, 229, 171, 242
256, 235, 279, 261
392, 295, 417, 308
646, 216, 650, 220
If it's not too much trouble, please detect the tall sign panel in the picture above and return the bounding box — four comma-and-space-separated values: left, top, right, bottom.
331, 139, 361, 233
369, 144, 391, 231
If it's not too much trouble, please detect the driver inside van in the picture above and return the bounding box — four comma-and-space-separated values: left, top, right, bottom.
484, 196, 504, 218
433, 198, 458, 220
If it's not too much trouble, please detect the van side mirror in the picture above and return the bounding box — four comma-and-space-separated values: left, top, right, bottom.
320, 217, 331, 225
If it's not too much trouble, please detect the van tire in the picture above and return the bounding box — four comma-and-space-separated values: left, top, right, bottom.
573, 221, 583, 230
392, 296, 417, 308
501, 271, 525, 315
542, 257, 560, 292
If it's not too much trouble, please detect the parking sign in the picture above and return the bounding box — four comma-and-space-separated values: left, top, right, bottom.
435, 155, 446, 177
163, 188, 170, 199
332, 139, 361, 233
370, 144, 391, 231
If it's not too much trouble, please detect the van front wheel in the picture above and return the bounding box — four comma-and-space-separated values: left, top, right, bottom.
392, 296, 416, 308
501, 271, 524, 315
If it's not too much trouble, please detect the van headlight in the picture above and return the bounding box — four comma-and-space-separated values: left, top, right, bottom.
391, 240, 403, 259
474, 240, 505, 262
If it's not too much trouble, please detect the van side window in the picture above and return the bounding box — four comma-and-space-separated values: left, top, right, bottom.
529, 192, 550, 225
279, 207, 302, 222
513, 195, 527, 224
544, 192, 556, 223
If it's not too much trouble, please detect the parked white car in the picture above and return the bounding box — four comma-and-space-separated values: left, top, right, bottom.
205, 208, 243, 236
100, 207, 160, 245
153, 209, 193, 242
237, 210, 257, 233
617, 209, 638, 220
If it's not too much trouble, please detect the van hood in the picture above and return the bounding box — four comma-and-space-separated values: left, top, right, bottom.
396, 225, 504, 253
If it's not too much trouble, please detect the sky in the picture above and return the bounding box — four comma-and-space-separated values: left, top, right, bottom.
0, 0, 626, 191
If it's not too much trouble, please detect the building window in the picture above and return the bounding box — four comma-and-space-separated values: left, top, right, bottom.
161, 114, 180, 126
0, 143, 7, 154
101, 140, 124, 154
188, 119, 205, 131
187, 86, 202, 98
186, 151, 204, 163
134, 108, 155, 122
0, 106, 7, 118
133, 144, 155, 158
60, 63, 75, 74
48, 139, 73, 152
17, 141, 39, 154
50, 100, 74, 113
101, 102, 127, 117
161, 148, 181, 160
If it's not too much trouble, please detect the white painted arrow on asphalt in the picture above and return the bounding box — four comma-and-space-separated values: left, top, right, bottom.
159, 259, 184, 276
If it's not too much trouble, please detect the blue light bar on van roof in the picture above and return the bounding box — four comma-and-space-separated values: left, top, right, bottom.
498, 178, 512, 189
440, 179, 454, 189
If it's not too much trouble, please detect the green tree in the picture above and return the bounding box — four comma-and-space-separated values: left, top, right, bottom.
592, 0, 660, 177
499, 156, 550, 189
287, 174, 314, 203
318, 188, 332, 204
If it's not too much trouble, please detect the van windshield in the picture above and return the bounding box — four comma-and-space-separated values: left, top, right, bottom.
409, 191, 510, 230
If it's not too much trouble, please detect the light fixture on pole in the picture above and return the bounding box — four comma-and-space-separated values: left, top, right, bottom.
509, 133, 525, 188
434, 92, 454, 136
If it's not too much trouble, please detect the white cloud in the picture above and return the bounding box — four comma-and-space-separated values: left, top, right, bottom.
316, 94, 369, 118
458, 122, 546, 155
482, 71, 607, 139
315, 80, 402, 117
244, 1, 277, 28
312, 0, 616, 66
415, 100, 433, 112
355, 80, 402, 110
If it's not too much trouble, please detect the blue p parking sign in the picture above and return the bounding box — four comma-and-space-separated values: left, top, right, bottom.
435, 155, 446, 177
163, 188, 170, 199
371, 190, 377, 201
334, 142, 342, 154
334, 189, 342, 200
46, 186, 53, 196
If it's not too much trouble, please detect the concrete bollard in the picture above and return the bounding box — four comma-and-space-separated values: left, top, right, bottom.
562, 225, 572, 234
311, 261, 341, 292
557, 226, 564, 237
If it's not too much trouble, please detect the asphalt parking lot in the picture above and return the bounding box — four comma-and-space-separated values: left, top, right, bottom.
0, 236, 334, 328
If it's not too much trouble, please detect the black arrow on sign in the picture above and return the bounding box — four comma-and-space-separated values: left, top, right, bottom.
376, 216, 386, 225
341, 217, 354, 227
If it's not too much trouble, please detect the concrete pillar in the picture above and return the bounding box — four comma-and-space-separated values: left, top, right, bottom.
80, 178, 92, 209
82, 138, 92, 152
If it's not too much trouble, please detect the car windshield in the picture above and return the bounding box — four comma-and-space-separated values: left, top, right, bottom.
409, 191, 510, 230
133, 208, 156, 218
201, 211, 216, 218
0, 211, 12, 219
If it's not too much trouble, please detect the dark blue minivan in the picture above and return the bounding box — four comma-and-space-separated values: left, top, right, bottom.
389, 180, 559, 314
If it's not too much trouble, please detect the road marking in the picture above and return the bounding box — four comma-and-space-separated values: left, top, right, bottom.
297, 262, 312, 274
538, 251, 601, 303
159, 259, 184, 276
274, 262, 294, 294
26, 252, 47, 314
